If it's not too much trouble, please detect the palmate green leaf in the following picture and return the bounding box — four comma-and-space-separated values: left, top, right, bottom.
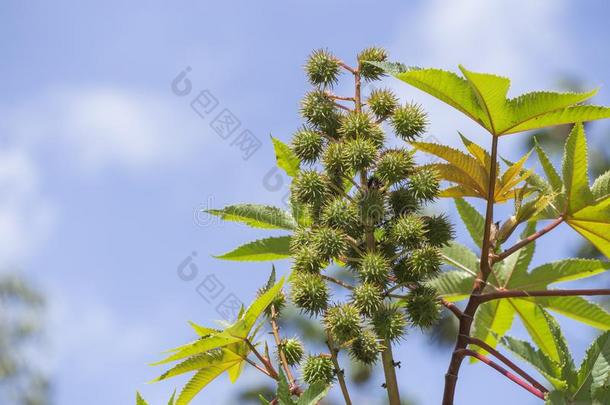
272, 136, 300, 177
378, 62, 610, 136
535, 139, 562, 193
277, 369, 294, 405
509, 299, 560, 362
544, 309, 578, 386
573, 331, 610, 402
227, 276, 286, 338
214, 236, 291, 261
533, 296, 610, 331
206, 204, 296, 230
426, 270, 474, 303
152, 332, 242, 365
176, 362, 237, 405
136, 392, 149, 405
152, 349, 242, 382
562, 123, 594, 213
499, 335, 565, 390
454, 198, 484, 248
517, 259, 610, 290
297, 381, 332, 405
470, 300, 515, 362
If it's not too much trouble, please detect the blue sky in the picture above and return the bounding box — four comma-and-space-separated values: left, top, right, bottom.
2, 1, 610, 404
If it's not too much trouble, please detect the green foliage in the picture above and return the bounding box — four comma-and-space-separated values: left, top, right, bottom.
214, 236, 291, 261
206, 204, 296, 230
376, 62, 610, 136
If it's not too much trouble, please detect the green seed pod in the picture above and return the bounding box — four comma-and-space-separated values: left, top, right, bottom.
367, 88, 398, 118
324, 304, 361, 343
292, 170, 329, 205
356, 188, 386, 226
292, 128, 324, 163
405, 285, 441, 329
300, 90, 339, 129
349, 329, 382, 365
389, 187, 420, 216
402, 244, 442, 282
351, 282, 383, 317
314, 227, 348, 261
305, 49, 341, 88
322, 141, 349, 175
375, 149, 415, 185
372, 304, 408, 342
344, 138, 378, 171
338, 111, 378, 140
293, 245, 324, 273
357, 47, 388, 81
290, 272, 329, 316
390, 213, 427, 248
289, 227, 315, 254
321, 198, 360, 233
391, 103, 428, 141
424, 214, 454, 247
302, 355, 335, 385
409, 168, 440, 202
358, 252, 391, 286
278, 338, 304, 366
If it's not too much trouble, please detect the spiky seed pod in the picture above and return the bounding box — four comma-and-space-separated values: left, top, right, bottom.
278, 338, 304, 366
290, 272, 329, 316
391, 103, 428, 141
338, 111, 378, 140
321, 198, 360, 233
322, 142, 349, 175
302, 355, 335, 385
375, 149, 415, 185
300, 90, 339, 129
368, 126, 386, 149
349, 329, 382, 365
289, 227, 315, 254
344, 138, 378, 171
351, 282, 383, 317
314, 227, 347, 261
357, 47, 388, 81
391, 213, 427, 248
293, 245, 324, 273
358, 252, 391, 286
292, 129, 324, 164
424, 214, 454, 247
409, 168, 440, 202
389, 187, 420, 216
405, 244, 442, 281
405, 285, 441, 329
367, 88, 398, 118
305, 49, 341, 87
324, 304, 361, 343
356, 188, 386, 226
292, 170, 328, 205
372, 304, 408, 342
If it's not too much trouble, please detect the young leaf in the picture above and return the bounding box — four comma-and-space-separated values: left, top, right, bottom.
562, 123, 594, 213
297, 381, 332, 405
176, 364, 235, 405
454, 198, 484, 248
499, 335, 565, 389
214, 236, 292, 261
272, 136, 300, 177
535, 140, 562, 193
592, 170, 610, 199
574, 331, 610, 401
277, 369, 294, 405
206, 204, 296, 230
136, 392, 149, 405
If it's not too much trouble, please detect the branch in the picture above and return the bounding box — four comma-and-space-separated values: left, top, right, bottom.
325, 92, 355, 102
464, 336, 548, 393
326, 334, 353, 405
245, 339, 279, 380
456, 349, 545, 400
441, 299, 463, 319
321, 274, 355, 291
475, 288, 610, 303
495, 217, 564, 262
270, 305, 299, 392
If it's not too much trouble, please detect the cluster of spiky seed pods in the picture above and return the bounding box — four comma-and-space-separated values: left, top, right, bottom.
284, 47, 453, 385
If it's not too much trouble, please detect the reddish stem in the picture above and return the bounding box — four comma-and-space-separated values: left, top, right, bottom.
475, 288, 610, 303
495, 217, 564, 262
456, 349, 545, 400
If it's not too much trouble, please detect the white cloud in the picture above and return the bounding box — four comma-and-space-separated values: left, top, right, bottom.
383, 0, 572, 155
6, 86, 206, 173
0, 147, 56, 268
